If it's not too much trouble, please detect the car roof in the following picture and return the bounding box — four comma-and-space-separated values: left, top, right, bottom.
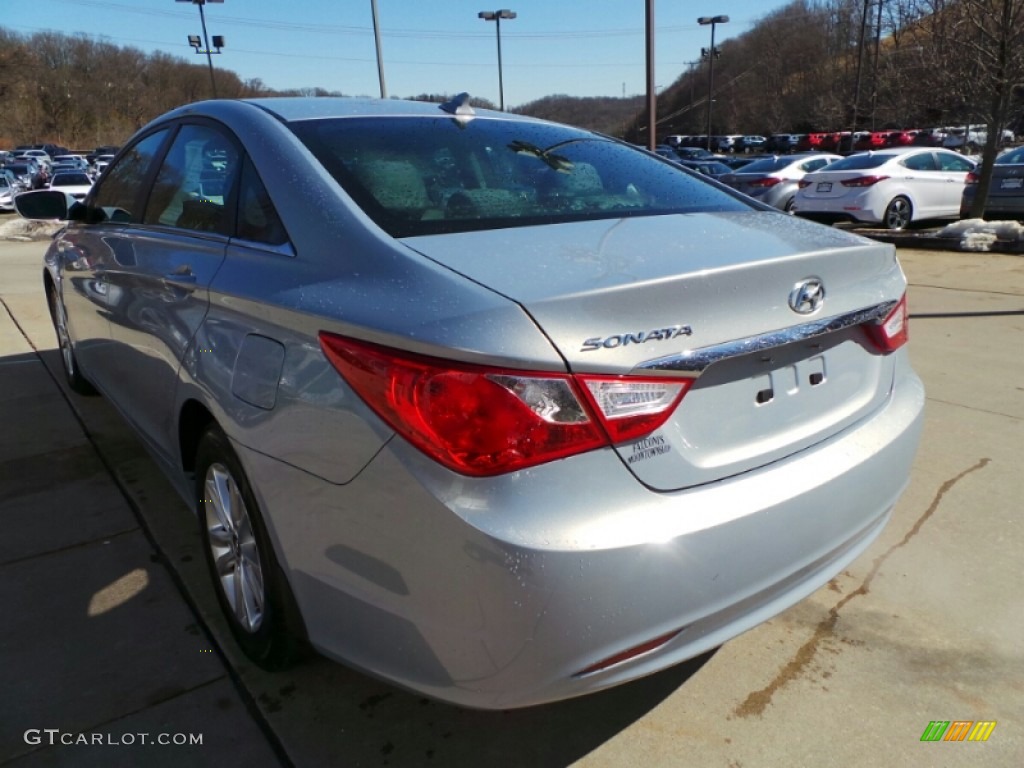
852, 147, 944, 158
242, 96, 542, 125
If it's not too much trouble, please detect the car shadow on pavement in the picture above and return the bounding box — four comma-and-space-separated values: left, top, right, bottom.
0, 348, 282, 765
246, 647, 717, 768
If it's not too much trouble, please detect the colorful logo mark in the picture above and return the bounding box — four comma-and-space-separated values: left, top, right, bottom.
920, 721, 996, 742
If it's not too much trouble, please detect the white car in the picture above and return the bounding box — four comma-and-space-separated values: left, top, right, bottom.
0, 175, 16, 211
52, 154, 89, 170
91, 154, 116, 178
22, 149, 52, 169
792, 147, 976, 230
48, 171, 93, 201
943, 125, 1014, 151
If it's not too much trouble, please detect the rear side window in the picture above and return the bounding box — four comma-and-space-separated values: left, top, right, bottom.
289, 116, 750, 237
236, 157, 289, 245
739, 157, 793, 173
91, 130, 169, 222
936, 153, 974, 172
802, 157, 834, 172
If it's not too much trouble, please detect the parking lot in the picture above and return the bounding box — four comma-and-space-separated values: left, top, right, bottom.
1, 227, 1021, 767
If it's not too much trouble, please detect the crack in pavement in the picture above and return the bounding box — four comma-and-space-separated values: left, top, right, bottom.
732, 457, 991, 719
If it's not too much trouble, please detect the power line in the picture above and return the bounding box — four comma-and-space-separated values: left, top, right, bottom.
5, 23, 698, 70
36, 0, 756, 40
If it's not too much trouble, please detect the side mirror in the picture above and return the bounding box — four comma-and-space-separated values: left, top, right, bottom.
14, 189, 83, 221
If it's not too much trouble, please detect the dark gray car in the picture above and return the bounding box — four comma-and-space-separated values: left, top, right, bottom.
961, 145, 1024, 220
15, 97, 924, 709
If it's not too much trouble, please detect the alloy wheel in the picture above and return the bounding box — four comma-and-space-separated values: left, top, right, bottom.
203, 462, 266, 633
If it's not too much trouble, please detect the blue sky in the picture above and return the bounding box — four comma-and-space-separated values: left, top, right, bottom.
5, 0, 780, 107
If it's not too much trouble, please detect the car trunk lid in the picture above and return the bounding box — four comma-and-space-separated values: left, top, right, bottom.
402, 211, 905, 490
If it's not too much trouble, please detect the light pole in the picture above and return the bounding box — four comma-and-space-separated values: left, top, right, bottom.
697, 15, 728, 151
177, 0, 224, 99
645, 0, 655, 150
478, 9, 516, 111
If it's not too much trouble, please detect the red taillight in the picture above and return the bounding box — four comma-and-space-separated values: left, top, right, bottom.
318, 334, 691, 476
965, 171, 980, 185
866, 295, 909, 352
748, 177, 783, 188
798, 179, 812, 189
841, 175, 890, 187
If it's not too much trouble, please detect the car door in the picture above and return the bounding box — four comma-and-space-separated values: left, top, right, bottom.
898, 151, 944, 217
933, 151, 975, 216
56, 129, 171, 391
101, 121, 240, 462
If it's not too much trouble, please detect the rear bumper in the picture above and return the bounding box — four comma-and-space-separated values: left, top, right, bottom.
795, 210, 859, 225
240, 359, 925, 709
960, 190, 1024, 220
794, 193, 882, 225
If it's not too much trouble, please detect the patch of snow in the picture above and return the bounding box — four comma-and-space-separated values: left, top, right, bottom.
0, 216, 63, 241
937, 218, 1024, 251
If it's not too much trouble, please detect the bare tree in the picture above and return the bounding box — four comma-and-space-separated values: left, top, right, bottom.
903, 0, 1024, 216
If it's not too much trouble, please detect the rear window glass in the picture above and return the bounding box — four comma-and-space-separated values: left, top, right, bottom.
288, 116, 750, 237
51, 172, 91, 186
822, 153, 890, 171
735, 157, 794, 173
997, 147, 1024, 165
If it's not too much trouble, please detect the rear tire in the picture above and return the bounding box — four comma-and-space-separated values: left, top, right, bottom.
47, 285, 96, 395
883, 196, 912, 230
196, 426, 305, 670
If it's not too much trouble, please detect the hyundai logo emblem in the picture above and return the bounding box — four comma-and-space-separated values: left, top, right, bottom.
789, 278, 825, 315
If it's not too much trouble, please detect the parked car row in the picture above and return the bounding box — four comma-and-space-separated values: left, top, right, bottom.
0, 143, 116, 209
664, 134, 767, 153
718, 145, 1024, 229
666, 126, 1017, 157
1, 144, 120, 177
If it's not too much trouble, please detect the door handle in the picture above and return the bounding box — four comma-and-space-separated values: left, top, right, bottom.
164, 265, 196, 282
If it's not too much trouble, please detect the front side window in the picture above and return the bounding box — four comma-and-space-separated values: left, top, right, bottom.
91, 130, 169, 222
289, 116, 749, 237
144, 123, 241, 235
902, 153, 937, 172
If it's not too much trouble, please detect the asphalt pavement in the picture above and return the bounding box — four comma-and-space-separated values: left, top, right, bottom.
1, 223, 1022, 768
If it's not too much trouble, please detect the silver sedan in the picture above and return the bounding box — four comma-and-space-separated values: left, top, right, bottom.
721, 153, 842, 212
16, 96, 924, 709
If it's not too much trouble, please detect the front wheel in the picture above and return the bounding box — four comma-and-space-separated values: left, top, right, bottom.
196, 426, 305, 670
883, 196, 912, 230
